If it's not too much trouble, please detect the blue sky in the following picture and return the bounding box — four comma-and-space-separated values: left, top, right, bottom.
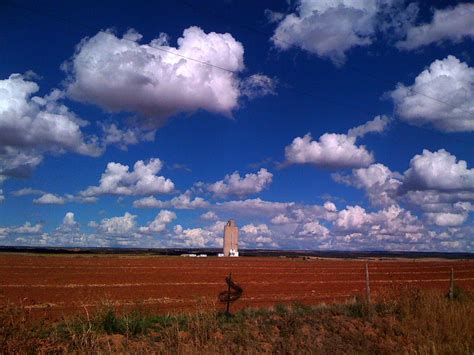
1, 0, 473, 251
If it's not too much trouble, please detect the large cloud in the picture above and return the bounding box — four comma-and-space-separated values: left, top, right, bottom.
296, 221, 330, 239
0, 148, 43, 180
206, 168, 273, 198
332, 149, 474, 224
58, 212, 80, 232
269, 0, 382, 64
425, 212, 469, 227
49, 212, 90, 246
390, 56, 474, 132
241, 223, 278, 247
397, 3, 474, 50
333, 163, 402, 206
139, 210, 176, 234
334, 205, 371, 232
63, 27, 274, 125
95, 212, 137, 236
81, 158, 174, 197
399, 149, 473, 227
0, 73, 102, 180
404, 149, 474, 192
0, 222, 44, 244
91, 210, 175, 238
333, 204, 425, 245
284, 133, 374, 168
284, 116, 389, 168
215, 199, 338, 237
171, 220, 225, 248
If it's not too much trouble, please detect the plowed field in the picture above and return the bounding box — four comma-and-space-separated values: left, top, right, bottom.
1, 254, 473, 320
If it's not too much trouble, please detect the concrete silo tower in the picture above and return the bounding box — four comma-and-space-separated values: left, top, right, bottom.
223, 219, 239, 257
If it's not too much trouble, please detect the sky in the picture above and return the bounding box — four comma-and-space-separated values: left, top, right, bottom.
0, 0, 473, 251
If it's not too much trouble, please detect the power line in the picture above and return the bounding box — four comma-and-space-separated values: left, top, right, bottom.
5, 1, 384, 117
178, 0, 474, 116
7, 2, 239, 74
11, 1, 464, 120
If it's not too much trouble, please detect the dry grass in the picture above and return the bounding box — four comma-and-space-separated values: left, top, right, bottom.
1, 287, 473, 354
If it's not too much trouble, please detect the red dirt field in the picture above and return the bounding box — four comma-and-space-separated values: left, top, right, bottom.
0, 254, 473, 320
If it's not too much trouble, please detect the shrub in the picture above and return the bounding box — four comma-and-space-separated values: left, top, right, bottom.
274, 303, 288, 315
1, 287, 473, 353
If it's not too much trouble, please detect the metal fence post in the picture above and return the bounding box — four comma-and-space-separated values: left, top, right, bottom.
449, 268, 455, 300
365, 263, 371, 304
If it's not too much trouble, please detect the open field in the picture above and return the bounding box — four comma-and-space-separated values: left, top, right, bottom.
1, 254, 473, 320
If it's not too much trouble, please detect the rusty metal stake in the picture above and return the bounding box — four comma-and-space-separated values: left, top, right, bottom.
449, 268, 455, 300
226, 273, 231, 315
365, 263, 371, 304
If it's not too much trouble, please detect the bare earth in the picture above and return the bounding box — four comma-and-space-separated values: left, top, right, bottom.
1, 254, 473, 320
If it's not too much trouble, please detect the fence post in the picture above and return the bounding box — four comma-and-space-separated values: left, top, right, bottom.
365, 263, 371, 304
449, 268, 455, 300
226, 273, 232, 314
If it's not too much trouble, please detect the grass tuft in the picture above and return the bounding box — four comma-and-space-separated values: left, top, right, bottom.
1, 287, 474, 353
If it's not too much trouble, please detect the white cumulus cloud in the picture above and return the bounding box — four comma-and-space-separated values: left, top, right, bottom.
133, 191, 208, 209
171, 220, 225, 248
323, 201, 337, 212
0, 222, 43, 236
241, 223, 271, 235
404, 149, 474, 192
284, 116, 389, 168
95, 212, 137, 236
297, 221, 330, 239
33, 193, 66, 205
82, 158, 174, 197
397, 3, 474, 50
271, 214, 292, 225
139, 210, 176, 234
270, 0, 382, 64
200, 211, 218, 221
390, 55, 474, 132
56, 212, 80, 233
425, 212, 468, 227
334, 205, 371, 232
63, 27, 267, 125
207, 168, 273, 198
285, 133, 373, 168
0, 73, 102, 180
333, 163, 402, 206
